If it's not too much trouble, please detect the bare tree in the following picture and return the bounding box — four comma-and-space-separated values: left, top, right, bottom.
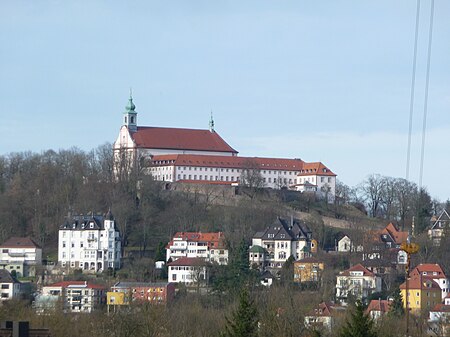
359, 174, 386, 218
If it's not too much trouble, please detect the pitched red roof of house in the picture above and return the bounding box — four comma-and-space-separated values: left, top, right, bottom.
167, 232, 226, 250
47, 281, 106, 290
150, 154, 335, 176
400, 276, 441, 290
167, 257, 206, 267
380, 223, 408, 245
131, 127, 238, 154
410, 264, 447, 278
431, 303, 450, 312
298, 162, 336, 177
0, 237, 41, 249
307, 302, 345, 317
339, 263, 375, 277
365, 300, 391, 314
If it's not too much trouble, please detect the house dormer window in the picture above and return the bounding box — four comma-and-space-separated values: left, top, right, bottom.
90, 222, 94, 229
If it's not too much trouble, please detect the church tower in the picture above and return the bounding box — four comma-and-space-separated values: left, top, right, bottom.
123, 93, 137, 132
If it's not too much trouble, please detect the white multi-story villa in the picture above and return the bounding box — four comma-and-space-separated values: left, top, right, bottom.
249, 217, 315, 270
335, 264, 382, 304
113, 96, 336, 202
0, 237, 42, 277
58, 211, 121, 272
166, 231, 228, 265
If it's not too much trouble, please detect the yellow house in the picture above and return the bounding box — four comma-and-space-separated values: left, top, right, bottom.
400, 276, 441, 313
107, 291, 127, 305
293, 257, 324, 283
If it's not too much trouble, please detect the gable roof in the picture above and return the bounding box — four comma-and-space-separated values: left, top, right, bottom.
339, 264, 375, 277
167, 257, 206, 267
131, 127, 238, 154
365, 299, 391, 314
379, 223, 408, 245
307, 302, 346, 317
257, 217, 312, 242
166, 232, 226, 249
410, 264, 447, 279
400, 276, 441, 290
0, 270, 19, 284
430, 210, 450, 230
0, 237, 41, 249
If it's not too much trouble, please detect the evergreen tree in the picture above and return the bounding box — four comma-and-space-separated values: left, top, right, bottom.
221, 287, 259, 337
338, 301, 377, 337
388, 287, 404, 317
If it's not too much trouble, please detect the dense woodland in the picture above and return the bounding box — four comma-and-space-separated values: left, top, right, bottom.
0, 145, 449, 336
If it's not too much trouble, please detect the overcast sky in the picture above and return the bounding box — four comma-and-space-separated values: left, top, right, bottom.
1, 1, 449, 200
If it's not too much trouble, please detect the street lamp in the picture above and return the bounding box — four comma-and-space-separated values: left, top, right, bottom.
400, 236, 419, 336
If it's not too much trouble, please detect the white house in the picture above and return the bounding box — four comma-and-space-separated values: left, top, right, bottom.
166, 232, 228, 265
336, 264, 382, 304
113, 96, 336, 201
365, 299, 391, 320
428, 210, 450, 245
428, 294, 450, 336
58, 211, 121, 272
0, 270, 21, 301
249, 217, 314, 270
0, 237, 42, 277
167, 257, 207, 285
38, 281, 106, 313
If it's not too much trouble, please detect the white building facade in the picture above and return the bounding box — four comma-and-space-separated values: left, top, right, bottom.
58, 212, 121, 272
113, 96, 337, 202
0, 237, 42, 277
249, 217, 314, 270
0, 270, 21, 301
167, 257, 208, 284
336, 264, 382, 304
166, 232, 228, 265
40, 281, 106, 313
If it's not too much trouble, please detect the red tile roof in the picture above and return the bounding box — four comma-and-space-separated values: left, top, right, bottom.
365, 300, 391, 314
380, 223, 408, 245
431, 303, 450, 312
307, 302, 345, 317
0, 237, 41, 249
167, 257, 206, 267
47, 281, 106, 290
339, 263, 375, 277
400, 276, 441, 290
410, 264, 447, 279
167, 232, 226, 249
150, 154, 335, 175
131, 127, 238, 154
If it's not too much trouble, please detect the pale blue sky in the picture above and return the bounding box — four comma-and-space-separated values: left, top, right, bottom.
1, 1, 449, 200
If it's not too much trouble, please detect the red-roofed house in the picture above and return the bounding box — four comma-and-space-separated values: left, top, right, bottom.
167, 257, 207, 285
428, 294, 450, 336
166, 232, 228, 265
0, 237, 42, 277
113, 96, 337, 202
38, 281, 106, 313
379, 223, 409, 248
400, 275, 441, 313
410, 263, 449, 300
304, 302, 346, 330
365, 299, 391, 320
336, 264, 382, 304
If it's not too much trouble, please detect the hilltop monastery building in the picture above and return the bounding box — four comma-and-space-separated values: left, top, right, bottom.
113, 95, 336, 201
